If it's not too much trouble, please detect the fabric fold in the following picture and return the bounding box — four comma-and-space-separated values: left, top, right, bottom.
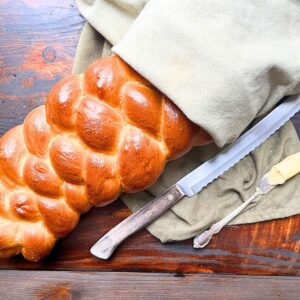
76, 0, 143, 45
113, 0, 300, 146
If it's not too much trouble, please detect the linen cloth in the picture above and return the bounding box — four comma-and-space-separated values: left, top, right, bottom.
74, 0, 300, 242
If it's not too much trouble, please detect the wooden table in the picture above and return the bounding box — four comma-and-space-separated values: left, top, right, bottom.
0, 1, 300, 298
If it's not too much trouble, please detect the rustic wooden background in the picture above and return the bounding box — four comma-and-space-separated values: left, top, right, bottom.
0, 0, 300, 298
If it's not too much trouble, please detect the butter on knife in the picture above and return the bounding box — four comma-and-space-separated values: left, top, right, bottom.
266, 152, 300, 185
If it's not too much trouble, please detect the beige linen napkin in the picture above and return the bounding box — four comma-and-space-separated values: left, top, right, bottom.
74, 0, 300, 242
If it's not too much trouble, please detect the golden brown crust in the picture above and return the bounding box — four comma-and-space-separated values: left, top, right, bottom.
0, 55, 212, 261
86, 153, 121, 207
23, 156, 63, 198
64, 183, 91, 213
24, 106, 53, 158
76, 97, 123, 152
0, 126, 26, 185
162, 99, 199, 160
50, 137, 85, 184
46, 75, 82, 131
10, 192, 40, 221
121, 82, 162, 138
117, 127, 166, 193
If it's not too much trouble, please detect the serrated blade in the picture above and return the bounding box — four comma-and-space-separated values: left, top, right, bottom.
177, 95, 300, 197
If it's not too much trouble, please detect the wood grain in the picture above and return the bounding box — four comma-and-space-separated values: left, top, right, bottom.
0, 0, 83, 135
1, 271, 300, 300
0, 201, 300, 275
0, 0, 300, 276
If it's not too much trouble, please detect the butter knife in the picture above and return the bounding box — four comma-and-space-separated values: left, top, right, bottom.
193, 152, 300, 248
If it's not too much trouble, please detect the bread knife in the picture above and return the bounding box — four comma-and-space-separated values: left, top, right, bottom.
91, 95, 300, 259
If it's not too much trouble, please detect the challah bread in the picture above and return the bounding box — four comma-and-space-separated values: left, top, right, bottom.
0, 55, 211, 261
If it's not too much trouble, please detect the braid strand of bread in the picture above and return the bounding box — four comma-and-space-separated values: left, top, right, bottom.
0, 55, 211, 261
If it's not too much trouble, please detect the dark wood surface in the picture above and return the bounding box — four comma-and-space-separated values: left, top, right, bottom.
1, 0, 300, 291
1, 271, 300, 300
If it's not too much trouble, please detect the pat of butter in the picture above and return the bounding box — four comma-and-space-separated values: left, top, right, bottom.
266, 152, 300, 185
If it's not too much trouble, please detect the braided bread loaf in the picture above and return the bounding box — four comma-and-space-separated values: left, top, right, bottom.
0, 55, 211, 261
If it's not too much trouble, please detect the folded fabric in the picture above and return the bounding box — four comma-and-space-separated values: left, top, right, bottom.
74, 0, 300, 242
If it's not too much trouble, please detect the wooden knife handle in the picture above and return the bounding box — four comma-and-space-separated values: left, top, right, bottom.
90, 185, 184, 259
